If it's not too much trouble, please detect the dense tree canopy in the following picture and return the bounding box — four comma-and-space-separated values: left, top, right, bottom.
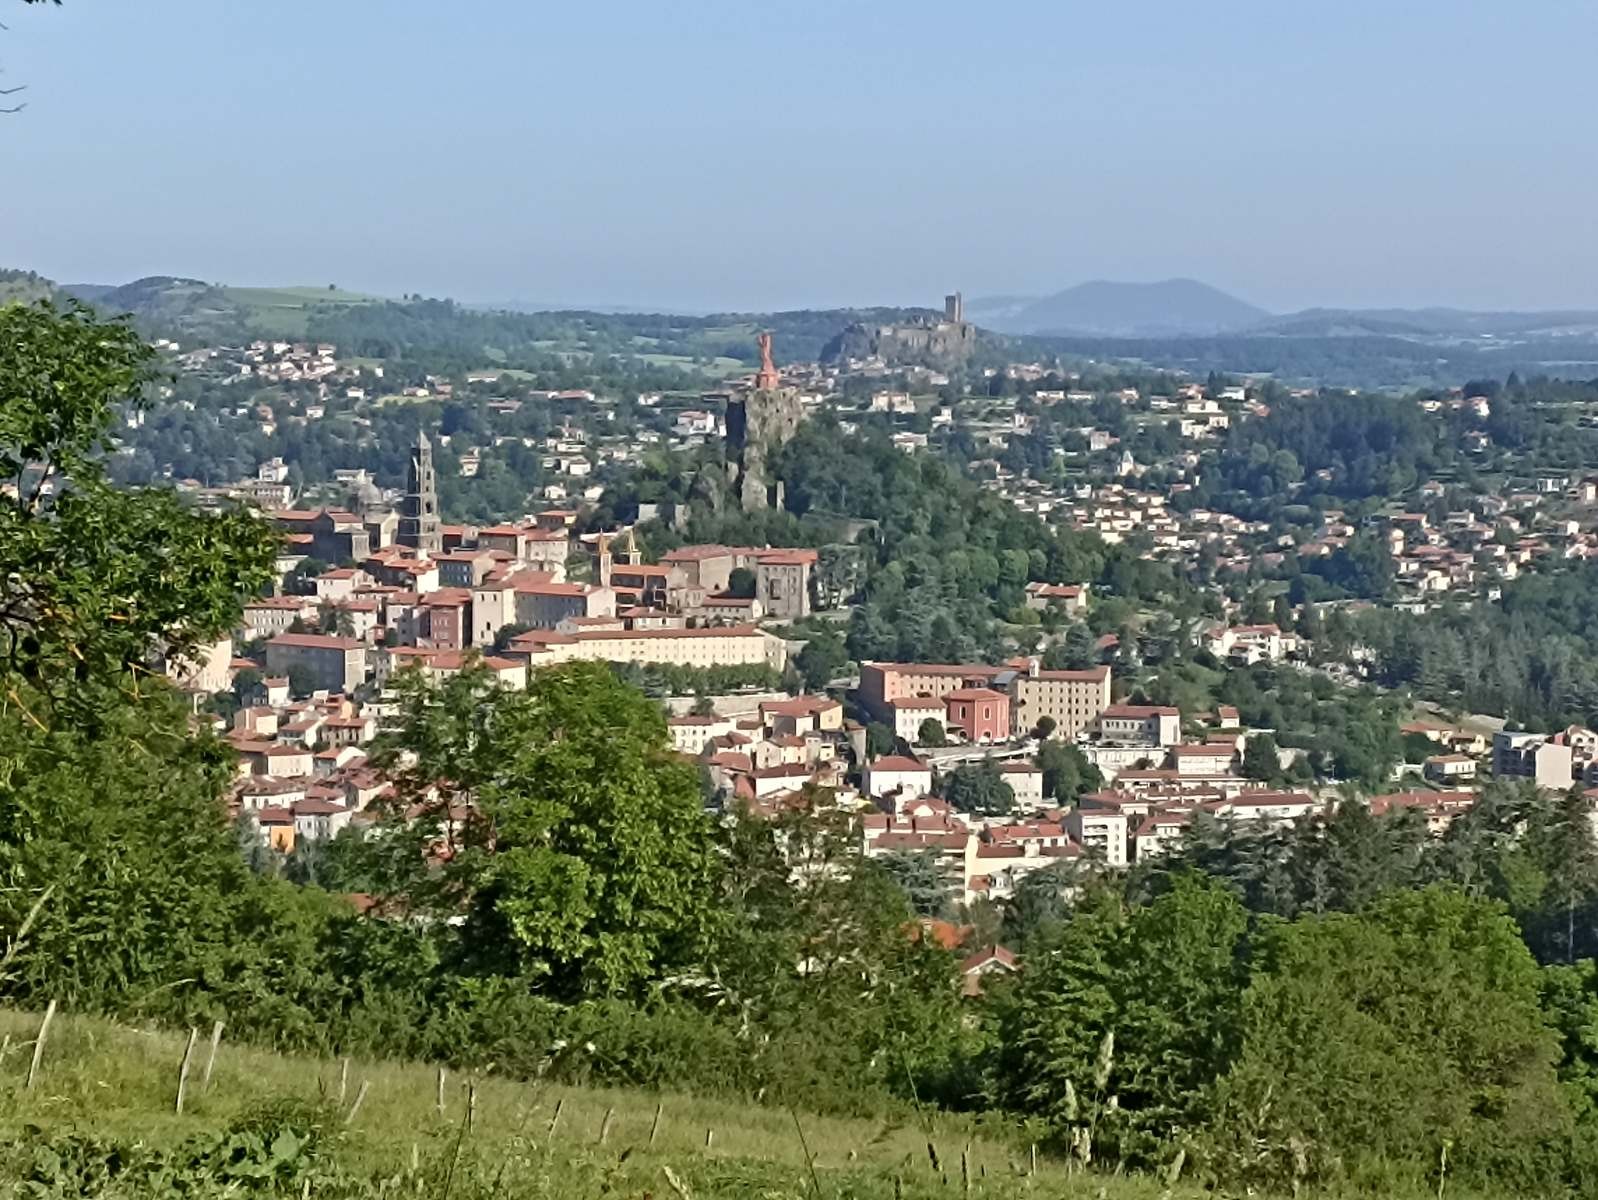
1359, 559, 1598, 729
1207, 391, 1444, 517
0, 303, 276, 708
377, 662, 720, 998
1215, 888, 1571, 1192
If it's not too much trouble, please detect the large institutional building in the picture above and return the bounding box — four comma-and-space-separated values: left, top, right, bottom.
860, 660, 1111, 738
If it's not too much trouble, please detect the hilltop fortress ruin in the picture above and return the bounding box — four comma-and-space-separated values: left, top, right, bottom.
821, 293, 977, 370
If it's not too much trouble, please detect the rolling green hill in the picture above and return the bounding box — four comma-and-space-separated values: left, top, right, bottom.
220, 284, 385, 337
0, 268, 58, 305
4, 267, 905, 372
66, 276, 386, 342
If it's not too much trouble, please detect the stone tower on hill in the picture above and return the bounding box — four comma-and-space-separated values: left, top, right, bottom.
821, 293, 975, 369
726, 332, 803, 510
398, 431, 442, 553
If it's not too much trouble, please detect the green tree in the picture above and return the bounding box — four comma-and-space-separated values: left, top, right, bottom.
942, 759, 1015, 816
317, 602, 355, 637
1213, 887, 1570, 1192
286, 664, 317, 698
917, 717, 948, 747
865, 721, 897, 759
714, 799, 974, 1108
996, 875, 1249, 1168
1539, 960, 1598, 1124
0, 302, 280, 1011
1037, 738, 1103, 804
284, 557, 330, 595
379, 662, 720, 998
727, 566, 757, 598
794, 628, 847, 691
1240, 733, 1282, 783
491, 621, 533, 652
879, 848, 953, 917
230, 666, 265, 707
1000, 858, 1094, 950
0, 302, 276, 711
0, 684, 253, 1011
1528, 787, 1598, 964
1042, 623, 1098, 670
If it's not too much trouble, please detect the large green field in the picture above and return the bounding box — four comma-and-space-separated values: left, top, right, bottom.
220, 285, 383, 338
637, 352, 749, 378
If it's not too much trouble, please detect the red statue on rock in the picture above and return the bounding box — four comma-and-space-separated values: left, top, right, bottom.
755, 331, 780, 390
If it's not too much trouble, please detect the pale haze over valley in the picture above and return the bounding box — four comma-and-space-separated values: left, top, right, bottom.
6, 0, 1598, 313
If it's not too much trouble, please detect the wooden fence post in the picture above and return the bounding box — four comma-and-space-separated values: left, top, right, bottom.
344, 1079, 371, 1126
24, 999, 56, 1092
174, 1027, 199, 1115
202, 1020, 225, 1092
648, 1101, 663, 1148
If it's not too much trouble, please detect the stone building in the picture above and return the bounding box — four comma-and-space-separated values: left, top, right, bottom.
398, 432, 442, 553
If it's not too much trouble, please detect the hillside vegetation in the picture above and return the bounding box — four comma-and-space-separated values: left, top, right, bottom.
0, 1009, 1519, 1200
0, 1009, 1136, 1200
4, 266, 929, 368
0, 268, 56, 305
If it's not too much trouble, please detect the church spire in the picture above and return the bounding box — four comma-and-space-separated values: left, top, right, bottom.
398, 429, 442, 553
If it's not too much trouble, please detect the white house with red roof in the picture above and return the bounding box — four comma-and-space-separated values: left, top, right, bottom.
864, 755, 933, 800
960, 945, 1018, 996
1096, 704, 1181, 747
1023, 582, 1088, 614
1169, 743, 1237, 776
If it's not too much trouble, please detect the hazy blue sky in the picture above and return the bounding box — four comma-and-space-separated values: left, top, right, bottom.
5, 1, 1597, 313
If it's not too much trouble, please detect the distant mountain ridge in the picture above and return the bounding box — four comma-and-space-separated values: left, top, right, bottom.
12, 265, 1598, 393
976, 278, 1272, 337
971, 279, 1598, 345
1248, 306, 1598, 338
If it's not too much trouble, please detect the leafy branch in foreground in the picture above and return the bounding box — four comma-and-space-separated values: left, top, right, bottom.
0, 301, 277, 711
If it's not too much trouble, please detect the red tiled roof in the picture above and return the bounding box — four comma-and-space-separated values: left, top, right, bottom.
292, 798, 347, 816
268, 632, 363, 650
960, 945, 1017, 973
916, 919, 971, 951
870, 756, 928, 772
662, 544, 739, 562
944, 687, 1007, 702
754, 548, 818, 566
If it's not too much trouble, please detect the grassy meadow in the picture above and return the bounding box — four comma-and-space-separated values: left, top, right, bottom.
0, 1007, 1151, 1199
220, 285, 381, 338
0, 1007, 1530, 1199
